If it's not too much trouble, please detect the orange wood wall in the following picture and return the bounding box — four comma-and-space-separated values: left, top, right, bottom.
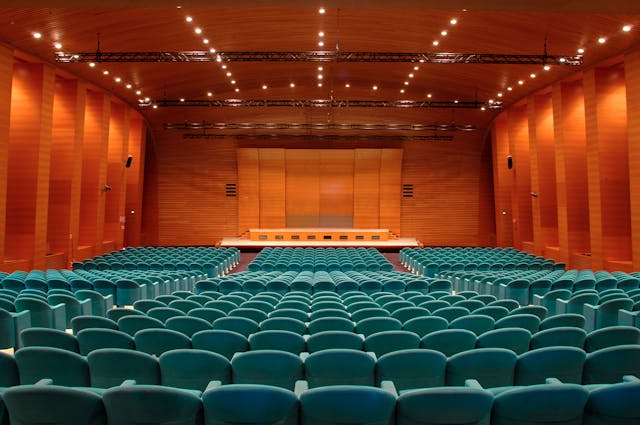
0, 51, 146, 272
492, 50, 640, 271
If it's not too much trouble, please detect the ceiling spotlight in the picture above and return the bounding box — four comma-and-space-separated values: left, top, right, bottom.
317, 66, 323, 71
185, 16, 193, 22
221, 64, 227, 69
441, 30, 448, 36
481, 106, 486, 111
54, 42, 62, 49
623, 25, 632, 32
404, 81, 409, 85
400, 89, 405, 93
488, 99, 494, 104
103, 70, 109, 75
318, 31, 324, 37
210, 48, 216, 53
372, 85, 378, 90
32, 32, 42, 39
179, 98, 185, 102
427, 93, 432, 98
235, 88, 239, 92
262, 85, 267, 90
318, 74, 323, 79
507, 86, 513, 91
318, 41, 324, 47
290, 83, 295, 88
231, 80, 236, 84
450, 18, 458, 25
598, 37, 606, 44
409, 73, 414, 78
152, 105, 158, 109
454, 100, 459, 104
518, 80, 524, 85
559, 57, 566, 63
413, 66, 419, 70
135, 90, 142, 95
203, 38, 209, 44
432, 40, 439, 46
497, 92, 503, 97
577, 48, 585, 54
115, 77, 122, 83
126, 84, 132, 89
89, 62, 96, 67
194, 28, 202, 34
216, 55, 222, 62
226, 72, 232, 77
543, 65, 551, 71
319, 7, 325, 14
207, 92, 213, 96
530, 73, 536, 78
318, 82, 323, 87
345, 83, 350, 88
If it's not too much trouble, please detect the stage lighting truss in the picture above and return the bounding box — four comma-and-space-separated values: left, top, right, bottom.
164, 122, 477, 131
144, 99, 501, 109
182, 133, 455, 141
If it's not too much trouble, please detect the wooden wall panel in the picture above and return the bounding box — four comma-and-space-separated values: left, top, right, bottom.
5, 63, 54, 269
104, 102, 128, 248
78, 91, 110, 259
508, 105, 533, 249
528, 93, 559, 257
584, 66, 631, 268
48, 78, 85, 266
237, 147, 260, 233
626, 50, 640, 271
285, 149, 320, 227
353, 149, 381, 228
552, 80, 590, 267
258, 148, 286, 228
0, 45, 13, 268
379, 148, 402, 234
319, 150, 354, 228
124, 115, 145, 247
492, 113, 513, 247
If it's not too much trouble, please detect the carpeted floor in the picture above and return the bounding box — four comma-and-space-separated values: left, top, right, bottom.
383, 252, 409, 272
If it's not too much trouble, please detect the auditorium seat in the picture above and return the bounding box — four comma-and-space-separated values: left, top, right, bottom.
166, 316, 213, 337
306, 331, 364, 352
303, 349, 376, 387
231, 350, 303, 390
117, 316, 165, 336
538, 313, 585, 330
107, 307, 145, 322
212, 317, 259, 337
515, 347, 586, 385
88, 348, 160, 388
403, 316, 449, 337
375, 348, 447, 391
584, 326, 640, 353
15, 346, 90, 387
446, 348, 517, 388
159, 349, 231, 391
529, 327, 587, 350
248, 330, 306, 354
134, 328, 191, 356
448, 314, 495, 336
14, 297, 66, 331
364, 330, 420, 357
77, 329, 135, 355
420, 329, 477, 357
583, 378, 640, 424
582, 345, 640, 385
191, 330, 249, 360
20, 328, 79, 353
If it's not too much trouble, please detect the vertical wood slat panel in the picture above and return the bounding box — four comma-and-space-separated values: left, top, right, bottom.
258, 148, 286, 228
527, 98, 542, 255
492, 113, 513, 247
104, 102, 128, 248
319, 150, 354, 227
285, 149, 320, 227
124, 114, 145, 247
625, 50, 640, 270
237, 148, 260, 233
507, 106, 533, 249
553, 80, 590, 268
379, 148, 402, 234
0, 45, 13, 268
353, 148, 381, 228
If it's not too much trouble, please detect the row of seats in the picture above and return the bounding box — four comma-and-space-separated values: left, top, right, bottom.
247, 247, 393, 272
4, 345, 639, 392
2, 378, 638, 425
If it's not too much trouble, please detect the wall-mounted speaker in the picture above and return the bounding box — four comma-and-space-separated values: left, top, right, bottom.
507, 155, 513, 169
225, 183, 237, 197
402, 183, 414, 198
125, 155, 133, 168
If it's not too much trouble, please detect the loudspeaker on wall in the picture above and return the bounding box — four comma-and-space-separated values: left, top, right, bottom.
125, 155, 133, 168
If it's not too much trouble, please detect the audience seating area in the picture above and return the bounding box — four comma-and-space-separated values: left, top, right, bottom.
0, 246, 639, 424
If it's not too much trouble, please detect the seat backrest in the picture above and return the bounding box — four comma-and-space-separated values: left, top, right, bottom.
529, 327, 587, 350
515, 346, 586, 385
376, 348, 446, 391
231, 350, 303, 390
584, 381, 640, 425
117, 315, 165, 336
304, 349, 375, 388
583, 345, 640, 384
87, 348, 160, 388
20, 328, 79, 353
539, 313, 585, 330
15, 346, 90, 386
476, 328, 532, 355
212, 317, 260, 337
403, 316, 449, 338
355, 317, 402, 337
159, 349, 231, 391
76, 328, 135, 355
446, 347, 517, 388
134, 328, 192, 356
364, 330, 421, 357
248, 330, 306, 354
420, 329, 477, 357
0, 351, 19, 387
584, 326, 640, 353
191, 329, 249, 360
449, 314, 495, 336
166, 316, 213, 337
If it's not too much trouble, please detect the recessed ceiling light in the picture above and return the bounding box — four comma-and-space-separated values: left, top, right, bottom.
126, 84, 132, 89
598, 37, 606, 44
115, 77, 122, 83
318, 31, 325, 37
290, 83, 295, 88
507, 86, 513, 91
577, 48, 585, 54
372, 85, 378, 90
408, 73, 414, 78
317, 66, 323, 71
413, 66, 419, 70
404, 81, 409, 85
135, 90, 142, 95
427, 93, 432, 98
210, 48, 216, 53
54, 42, 62, 49
318, 82, 323, 87
454, 100, 459, 103
488, 99, 494, 104
203, 39, 209, 44
262, 85, 267, 90
559, 57, 566, 63
152, 105, 158, 109
481, 106, 486, 111
345, 83, 350, 88
450, 18, 458, 25
318, 41, 325, 47
216, 55, 222, 62
530, 73, 536, 78
400, 89, 405, 93
235, 88, 239, 92
518, 80, 524, 85
144, 97, 150, 102
231, 80, 236, 84
319, 7, 325, 14
226, 72, 232, 77
103, 70, 109, 75
179, 98, 185, 102
185, 16, 193, 22
623, 25, 632, 32
32, 32, 42, 39
207, 92, 213, 96
543, 65, 551, 71
318, 74, 323, 79
441, 30, 448, 36
221, 64, 227, 69
89, 62, 95, 67
497, 92, 503, 97
195, 28, 202, 34
432, 40, 439, 46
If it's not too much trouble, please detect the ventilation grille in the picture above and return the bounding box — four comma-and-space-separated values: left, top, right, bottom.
402, 184, 414, 198
225, 183, 237, 197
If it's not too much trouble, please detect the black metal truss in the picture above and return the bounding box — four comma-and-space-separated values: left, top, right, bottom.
165, 122, 476, 131
147, 99, 501, 109
55, 50, 582, 65
182, 133, 454, 141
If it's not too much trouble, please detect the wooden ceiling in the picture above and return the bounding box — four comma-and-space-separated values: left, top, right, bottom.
0, 2, 639, 133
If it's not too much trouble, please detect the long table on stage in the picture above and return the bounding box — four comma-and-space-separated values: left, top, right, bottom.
249, 228, 389, 242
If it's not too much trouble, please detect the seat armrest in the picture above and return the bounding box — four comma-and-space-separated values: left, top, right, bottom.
380, 380, 398, 397
294, 380, 309, 396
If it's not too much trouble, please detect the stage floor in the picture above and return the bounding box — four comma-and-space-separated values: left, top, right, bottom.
220, 236, 420, 250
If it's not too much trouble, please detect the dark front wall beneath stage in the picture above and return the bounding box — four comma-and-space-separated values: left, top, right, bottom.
141, 133, 495, 247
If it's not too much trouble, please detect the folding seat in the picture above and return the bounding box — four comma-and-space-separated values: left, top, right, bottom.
187, 307, 226, 324
440, 294, 466, 305
473, 305, 510, 321
229, 307, 269, 323
269, 308, 309, 322
202, 383, 298, 425
240, 299, 275, 313
204, 300, 239, 314
452, 299, 485, 312
364, 330, 421, 357
134, 328, 191, 356
133, 299, 166, 313
308, 317, 354, 334
539, 313, 585, 330
490, 383, 588, 425
391, 307, 430, 324
260, 317, 307, 335
515, 346, 586, 385
495, 314, 540, 334
47, 294, 92, 328
428, 279, 452, 292
191, 329, 249, 360
556, 292, 599, 315
231, 350, 303, 390
487, 299, 519, 311
102, 382, 202, 425
446, 348, 517, 388
77, 329, 135, 355
531, 288, 571, 316
248, 330, 306, 354
107, 307, 145, 322
212, 317, 259, 337
401, 316, 446, 338
88, 348, 160, 388
583, 345, 640, 384
510, 305, 548, 320
299, 385, 396, 425
530, 327, 587, 350
476, 328, 531, 355
584, 298, 634, 332
449, 314, 495, 336
117, 315, 165, 336
376, 348, 447, 391
199, 290, 223, 300
309, 308, 350, 320
303, 348, 375, 388
14, 297, 66, 330
417, 299, 448, 312
432, 306, 470, 322
356, 317, 402, 337
15, 346, 90, 386
115, 279, 146, 306
166, 316, 213, 337
218, 280, 242, 294
145, 307, 185, 324
419, 329, 475, 357
168, 299, 202, 314
583, 379, 640, 425
351, 308, 391, 322
405, 294, 435, 305
71, 315, 117, 334
156, 294, 182, 305
0, 351, 19, 387
382, 280, 406, 294
405, 279, 430, 293
344, 300, 376, 312
584, 326, 640, 352
3, 384, 107, 425
306, 331, 364, 353
382, 300, 415, 315
159, 349, 231, 391
310, 300, 345, 312
0, 297, 14, 312
396, 386, 494, 425
277, 300, 310, 311
20, 328, 79, 352
0, 307, 29, 349
374, 293, 402, 305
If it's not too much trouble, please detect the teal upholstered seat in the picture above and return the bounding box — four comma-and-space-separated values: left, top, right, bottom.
420, 329, 476, 357
306, 331, 363, 352
15, 346, 90, 386
159, 349, 231, 391
446, 348, 517, 388
77, 328, 135, 355
134, 328, 191, 356
376, 348, 447, 391
88, 348, 160, 388
248, 330, 306, 354
304, 349, 375, 388
191, 330, 249, 360
20, 327, 79, 352
584, 380, 640, 424
231, 350, 303, 390
515, 347, 586, 385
